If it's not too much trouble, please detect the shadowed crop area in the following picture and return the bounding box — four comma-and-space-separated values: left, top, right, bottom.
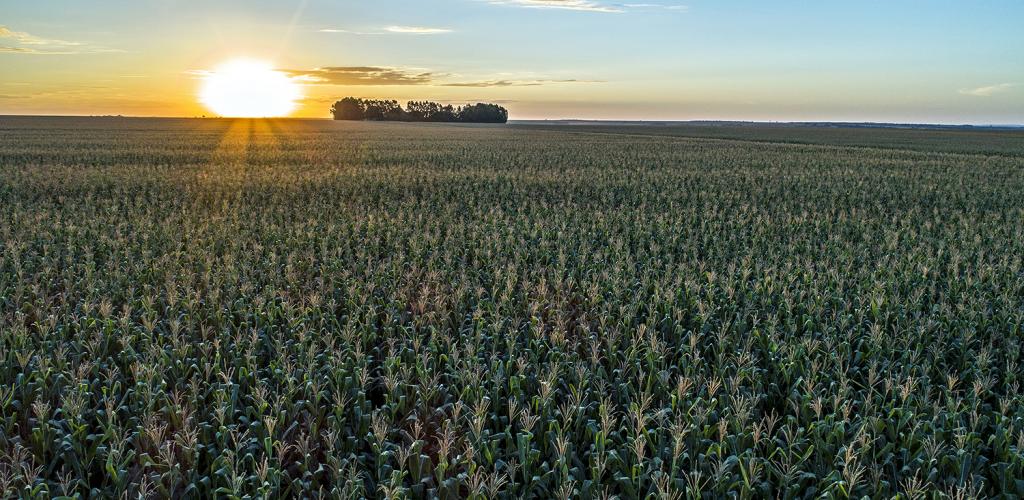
1, 117, 1023, 498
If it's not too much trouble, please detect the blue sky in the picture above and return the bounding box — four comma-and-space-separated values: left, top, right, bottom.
2, 0, 1022, 122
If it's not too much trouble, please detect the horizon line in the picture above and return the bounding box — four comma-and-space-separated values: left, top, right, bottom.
1, 113, 1022, 128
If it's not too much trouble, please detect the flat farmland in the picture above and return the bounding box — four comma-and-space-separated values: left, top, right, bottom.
1, 117, 1023, 498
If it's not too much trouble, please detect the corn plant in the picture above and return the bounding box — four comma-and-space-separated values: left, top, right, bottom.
0, 116, 1022, 498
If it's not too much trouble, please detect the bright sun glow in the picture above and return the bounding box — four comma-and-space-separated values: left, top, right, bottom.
199, 59, 301, 117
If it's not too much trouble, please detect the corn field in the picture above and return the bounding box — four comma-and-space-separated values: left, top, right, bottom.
1, 117, 1023, 498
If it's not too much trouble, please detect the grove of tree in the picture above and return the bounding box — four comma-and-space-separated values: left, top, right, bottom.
331, 98, 508, 123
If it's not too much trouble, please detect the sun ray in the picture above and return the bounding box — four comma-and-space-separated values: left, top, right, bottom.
273, 0, 308, 61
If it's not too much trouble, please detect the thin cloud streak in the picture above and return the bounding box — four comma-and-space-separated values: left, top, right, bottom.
319, 26, 452, 35
284, 67, 439, 86
443, 78, 604, 87
487, 0, 624, 13
958, 83, 1015, 97
0, 25, 121, 55
280, 66, 603, 88
384, 26, 452, 34
0, 26, 82, 46
0, 46, 80, 55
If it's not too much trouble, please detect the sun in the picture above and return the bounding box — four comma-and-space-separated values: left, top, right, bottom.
199, 59, 301, 118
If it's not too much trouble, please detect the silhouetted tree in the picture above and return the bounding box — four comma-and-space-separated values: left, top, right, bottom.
360, 99, 396, 120
405, 101, 433, 121
457, 103, 508, 124
330, 97, 365, 120
433, 104, 459, 123
331, 98, 507, 123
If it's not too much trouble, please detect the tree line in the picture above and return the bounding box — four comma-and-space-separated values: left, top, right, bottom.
330, 98, 508, 123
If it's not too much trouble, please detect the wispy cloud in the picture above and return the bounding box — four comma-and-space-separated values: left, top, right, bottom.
284, 67, 439, 86
1, 46, 46, 54
487, 0, 624, 13
485, 0, 686, 13
280, 66, 603, 88
958, 83, 1015, 97
0, 25, 120, 54
383, 26, 452, 35
443, 78, 603, 87
0, 25, 81, 46
319, 25, 452, 35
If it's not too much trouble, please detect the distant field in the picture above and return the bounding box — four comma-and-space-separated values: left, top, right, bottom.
513, 122, 1024, 157
1, 117, 1023, 498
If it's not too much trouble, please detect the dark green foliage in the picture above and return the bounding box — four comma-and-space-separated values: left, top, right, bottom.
456, 103, 508, 124
0, 117, 1022, 498
406, 101, 458, 123
513, 123, 1024, 157
332, 98, 508, 124
330, 97, 366, 121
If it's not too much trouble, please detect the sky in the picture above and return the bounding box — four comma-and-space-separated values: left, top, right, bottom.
1, 0, 1022, 123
